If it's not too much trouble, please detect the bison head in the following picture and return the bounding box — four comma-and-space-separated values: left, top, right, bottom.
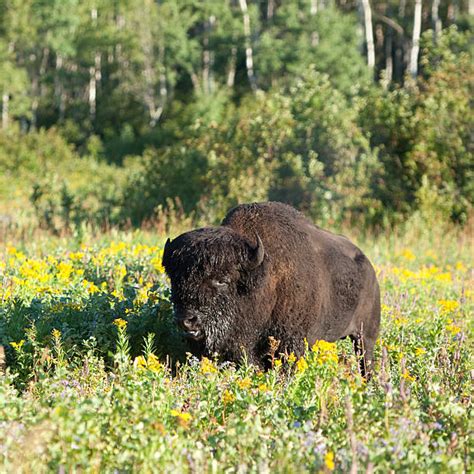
162, 227, 265, 355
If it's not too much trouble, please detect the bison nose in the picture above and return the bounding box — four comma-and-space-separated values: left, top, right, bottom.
176, 312, 200, 332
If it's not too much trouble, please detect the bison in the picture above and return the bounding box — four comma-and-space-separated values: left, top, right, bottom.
162, 202, 380, 377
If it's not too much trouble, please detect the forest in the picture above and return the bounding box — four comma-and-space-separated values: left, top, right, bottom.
0, 2, 473, 471
0, 0, 472, 233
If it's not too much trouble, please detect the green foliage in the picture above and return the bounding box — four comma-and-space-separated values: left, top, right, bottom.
0, 40, 30, 122
0, 3, 472, 232
124, 71, 381, 226
358, 27, 473, 224
0, 126, 127, 232
257, 6, 370, 94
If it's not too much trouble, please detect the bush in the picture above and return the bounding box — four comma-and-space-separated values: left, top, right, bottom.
0, 126, 128, 233
358, 27, 473, 225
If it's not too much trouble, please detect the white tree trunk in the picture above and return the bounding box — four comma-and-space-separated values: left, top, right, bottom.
385, 29, 393, 83
89, 67, 96, 120
227, 46, 237, 87
432, 0, 441, 41
399, 0, 406, 17
202, 15, 215, 95
143, 43, 167, 127
267, 0, 275, 19
409, 0, 422, 78
1, 93, 8, 129
239, 0, 258, 91
89, 9, 100, 120
310, 0, 319, 46
360, 0, 375, 68
89, 52, 101, 120
55, 54, 66, 121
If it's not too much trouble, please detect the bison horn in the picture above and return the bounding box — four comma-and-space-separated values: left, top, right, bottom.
246, 233, 265, 270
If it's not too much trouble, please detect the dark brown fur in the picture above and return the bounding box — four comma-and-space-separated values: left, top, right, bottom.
163, 202, 380, 376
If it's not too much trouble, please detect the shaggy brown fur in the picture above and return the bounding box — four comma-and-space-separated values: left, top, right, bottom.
162, 202, 380, 376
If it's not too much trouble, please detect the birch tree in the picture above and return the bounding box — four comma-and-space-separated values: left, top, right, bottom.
310, 0, 319, 46
88, 7, 99, 120
239, 0, 257, 91
409, 0, 422, 78
359, 0, 375, 68
432, 0, 441, 42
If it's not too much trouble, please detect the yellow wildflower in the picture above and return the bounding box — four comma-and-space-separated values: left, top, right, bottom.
415, 348, 426, 357
274, 359, 282, 368
437, 300, 459, 314
395, 316, 408, 327
135, 282, 153, 305
170, 409, 192, 426
69, 251, 84, 262
151, 251, 165, 274
312, 340, 338, 365
445, 319, 461, 335
134, 354, 162, 373
10, 340, 25, 350
400, 249, 415, 261
51, 329, 61, 339
91, 254, 105, 267
57, 261, 74, 282
287, 352, 296, 364
258, 383, 269, 392
112, 289, 125, 301
115, 264, 127, 281
296, 357, 308, 373
237, 377, 252, 390
222, 389, 235, 405
113, 318, 127, 329
19, 259, 50, 283
435, 272, 452, 283
82, 280, 100, 294
1, 286, 12, 300
134, 355, 147, 370
402, 370, 415, 382
147, 354, 162, 372
200, 357, 218, 374
324, 451, 335, 471
107, 242, 129, 255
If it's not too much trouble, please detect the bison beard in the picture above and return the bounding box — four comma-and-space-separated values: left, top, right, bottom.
162, 202, 381, 378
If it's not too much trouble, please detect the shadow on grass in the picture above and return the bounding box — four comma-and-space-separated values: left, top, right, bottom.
0, 290, 189, 377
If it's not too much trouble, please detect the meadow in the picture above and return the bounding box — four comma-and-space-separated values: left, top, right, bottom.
0, 223, 472, 473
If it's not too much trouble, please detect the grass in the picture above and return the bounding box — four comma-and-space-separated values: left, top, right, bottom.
0, 225, 472, 472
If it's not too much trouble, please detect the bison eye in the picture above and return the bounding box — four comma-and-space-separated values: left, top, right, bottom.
211, 279, 229, 290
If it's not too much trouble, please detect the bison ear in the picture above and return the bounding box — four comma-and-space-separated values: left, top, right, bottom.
245, 233, 265, 270
162, 238, 172, 270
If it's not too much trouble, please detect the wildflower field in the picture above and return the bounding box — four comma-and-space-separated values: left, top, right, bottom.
0, 228, 472, 473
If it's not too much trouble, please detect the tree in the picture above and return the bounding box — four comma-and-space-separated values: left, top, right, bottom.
0, 40, 29, 128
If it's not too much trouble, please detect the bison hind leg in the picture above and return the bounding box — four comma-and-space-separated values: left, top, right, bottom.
350, 331, 376, 381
